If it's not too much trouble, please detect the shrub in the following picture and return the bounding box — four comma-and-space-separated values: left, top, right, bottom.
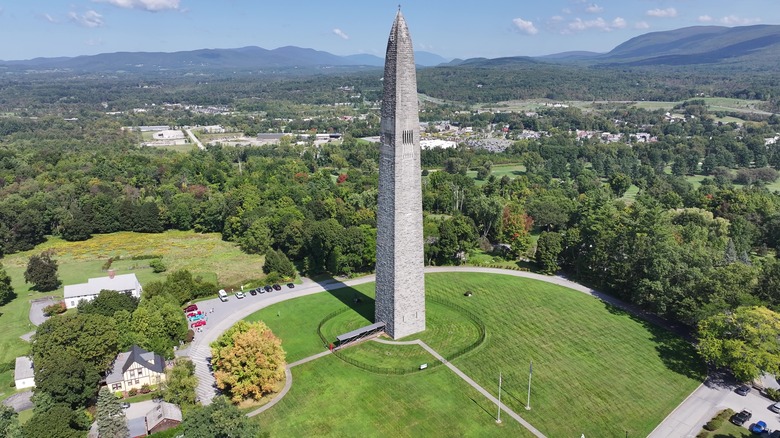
140, 384, 151, 394
128, 388, 138, 396
703, 408, 734, 432
132, 254, 164, 260
766, 387, 780, 401
185, 329, 195, 343
43, 301, 66, 316
149, 259, 167, 273
101, 257, 117, 271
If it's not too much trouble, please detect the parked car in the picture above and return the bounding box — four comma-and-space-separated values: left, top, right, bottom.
184, 304, 198, 312
235, 291, 245, 299
731, 410, 752, 426
287, 283, 295, 289
189, 313, 205, 322
264, 285, 273, 292
770, 401, 780, 413
735, 384, 751, 396
191, 320, 207, 328
749, 420, 767, 434
273, 284, 282, 291
218, 289, 228, 302
249, 288, 258, 296
769, 430, 780, 438
121, 402, 130, 409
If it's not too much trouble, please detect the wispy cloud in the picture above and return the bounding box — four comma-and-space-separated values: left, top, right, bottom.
512, 17, 539, 35
646, 8, 677, 18
720, 15, 760, 25
43, 13, 58, 23
69, 10, 104, 28
92, 0, 180, 12
585, 4, 603, 13
332, 28, 349, 40
697, 15, 713, 23
634, 21, 650, 30
611, 17, 627, 29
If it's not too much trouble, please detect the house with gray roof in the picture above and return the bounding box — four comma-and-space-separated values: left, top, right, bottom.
63, 271, 142, 309
105, 345, 166, 393
14, 356, 35, 389
145, 401, 182, 435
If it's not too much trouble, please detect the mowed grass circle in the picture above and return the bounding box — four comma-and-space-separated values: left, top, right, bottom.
319, 300, 484, 374
248, 272, 705, 437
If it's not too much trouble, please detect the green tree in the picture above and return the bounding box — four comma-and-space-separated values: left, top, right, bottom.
77, 289, 139, 317
0, 405, 22, 438
608, 172, 632, 197
24, 251, 60, 292
0, 263, 15, 305
181, 396, 263, 438
96, 387, 128, 438
536, 231, 564, 274
22, 404, 88, 438
263, 249, 296, 279
34, 351, 101, 408
211, 321, 286, 403
32, 313, 119, 372
698, 306, 780, 381
162, 360, 198, 406
239, 220, 272, 254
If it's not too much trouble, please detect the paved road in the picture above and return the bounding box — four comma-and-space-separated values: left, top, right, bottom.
29, 297, 55, 326
184, 128, 206, 150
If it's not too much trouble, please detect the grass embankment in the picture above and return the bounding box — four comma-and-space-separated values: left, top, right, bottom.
248, 272, 705, 437
0, 230, 264, 399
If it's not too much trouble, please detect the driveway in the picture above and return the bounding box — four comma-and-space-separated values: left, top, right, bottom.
29, 297, 56, 326
2, 390, 33, 412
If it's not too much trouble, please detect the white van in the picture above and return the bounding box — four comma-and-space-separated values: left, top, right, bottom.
218, 289, 228, 302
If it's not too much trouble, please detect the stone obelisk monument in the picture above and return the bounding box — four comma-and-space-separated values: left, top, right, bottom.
375, 10, 426, 339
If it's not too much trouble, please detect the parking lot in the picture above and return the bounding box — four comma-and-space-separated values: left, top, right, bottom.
722, 387, 780, 433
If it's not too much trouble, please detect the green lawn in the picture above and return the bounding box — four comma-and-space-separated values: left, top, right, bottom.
468, 163, 527, 185
701, 421, 752, 438
258, 355, 534, 437
248, 272, 704, 437
0, 230, 265, 400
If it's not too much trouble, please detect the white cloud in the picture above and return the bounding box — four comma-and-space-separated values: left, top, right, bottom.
512, 17, 539, 35
550, 15, 564, 22
646, 8, 677, 18
698, 15, 713, 23
562, 8, 572, 14
720, 15, 760, 25
332, 28, 349, 40
612, 17, 627, 29
92, 0, 180, 12
567, 17, 610, 32
43, 13, 58, 23
585, 4, 603, 13
634, 21, 650, 30
69, 10, 104, 28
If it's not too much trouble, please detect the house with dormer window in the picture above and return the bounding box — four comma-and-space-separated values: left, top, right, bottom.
105, 345, 166, 393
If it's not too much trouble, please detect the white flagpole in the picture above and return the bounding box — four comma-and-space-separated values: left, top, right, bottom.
496, 371, 502, 423
526, 359, 532, 410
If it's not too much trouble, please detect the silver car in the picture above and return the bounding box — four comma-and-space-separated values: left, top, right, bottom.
770, 401, 780, 413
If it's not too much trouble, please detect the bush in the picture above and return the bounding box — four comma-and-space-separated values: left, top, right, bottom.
128, 388, 138, 396
43, 301, 66, 316
149, 258, 167, 273
140, 384, 151, 394
766, 387, 780, 401
101, 257, 117, 271
703, 408, 734, 432
185, 329, 195, 343
132, 254, 164, 260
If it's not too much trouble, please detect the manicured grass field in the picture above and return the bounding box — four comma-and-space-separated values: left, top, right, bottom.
248, 272, 705, 437
0, 230, 264, 400
258, 355, 534, 437
467, 163, 527, 185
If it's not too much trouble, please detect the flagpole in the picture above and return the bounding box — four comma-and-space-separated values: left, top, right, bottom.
496, 371, 502, 423
526, 360, 532, 410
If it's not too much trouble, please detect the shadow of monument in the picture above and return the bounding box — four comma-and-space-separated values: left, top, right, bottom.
311, 275, 376, 324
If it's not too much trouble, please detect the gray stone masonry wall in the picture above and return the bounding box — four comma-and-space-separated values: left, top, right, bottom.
375, 11, 426, 339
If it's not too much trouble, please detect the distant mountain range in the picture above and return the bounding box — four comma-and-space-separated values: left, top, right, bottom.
1, 24, 779, 73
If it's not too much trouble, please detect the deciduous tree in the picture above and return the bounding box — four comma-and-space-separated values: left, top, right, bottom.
698, 306, 780, 381
24, 251, 60, 292
182, 396, 263, 438
211, 321, 286, 403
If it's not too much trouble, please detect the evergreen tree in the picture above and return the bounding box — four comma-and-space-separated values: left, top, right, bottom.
97, 387, 128, 438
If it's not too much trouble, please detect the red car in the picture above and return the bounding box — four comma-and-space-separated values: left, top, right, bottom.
184, 304, 198, 312
191, 320, 207, 328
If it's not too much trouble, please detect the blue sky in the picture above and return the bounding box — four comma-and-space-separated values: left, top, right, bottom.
0, 0, 778, 61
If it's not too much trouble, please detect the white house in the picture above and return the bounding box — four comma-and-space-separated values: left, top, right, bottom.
105, 345, 166, 393
153, 130, 185, 140
63, 272, 142, 309
14, 356, 35, 389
